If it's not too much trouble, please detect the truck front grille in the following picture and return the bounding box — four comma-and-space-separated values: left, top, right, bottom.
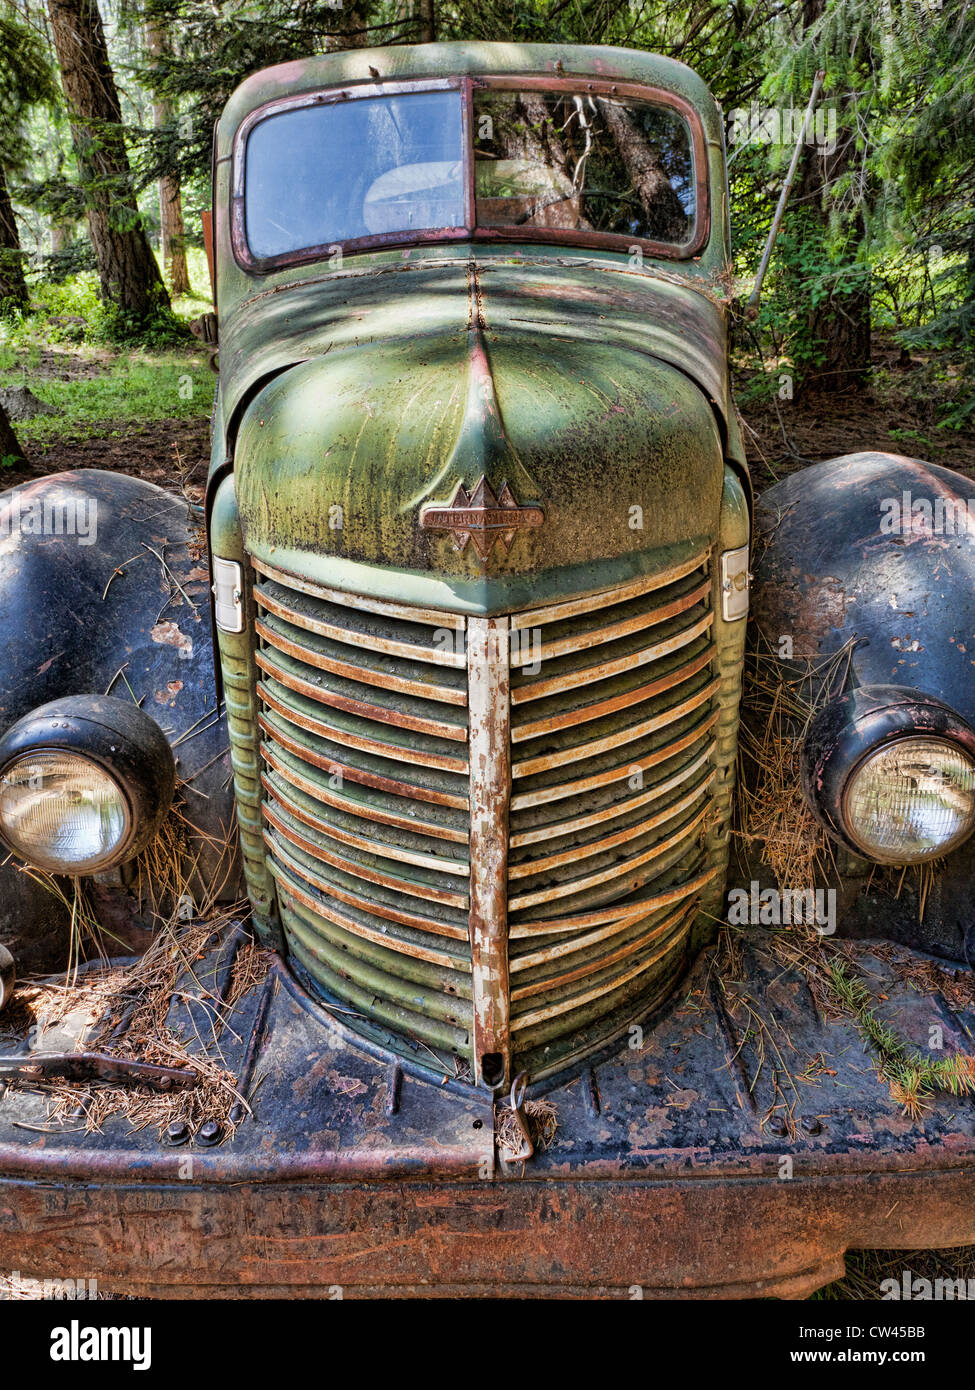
250, 550, 723, 1085
506, 554, 720, 1076
253, 560, 475, 1061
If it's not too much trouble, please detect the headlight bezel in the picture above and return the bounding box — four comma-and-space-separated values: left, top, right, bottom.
0, 696, 175, 876
801, 685, 975, 866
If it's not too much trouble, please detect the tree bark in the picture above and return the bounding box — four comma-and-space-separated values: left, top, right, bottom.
0, 164, 28, 308
796, 131, 871, 391
0, 402, 25, 464
46, 0, 169, 317
145, 22, 190, 297
415, 0, 436, 43
597, 98, 687, 243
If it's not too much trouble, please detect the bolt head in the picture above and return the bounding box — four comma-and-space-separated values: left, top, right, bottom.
197, 1119, 222, 1145
166, 1120, 189, 1145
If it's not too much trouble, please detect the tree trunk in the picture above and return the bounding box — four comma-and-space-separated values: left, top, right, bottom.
790, 0, 871, 391
327, 2, 371, 50
796, 135, 871, 391
597, 98, 688, 243
0, 164, 28, 309
50, 221, 75, 254
145, 22, 190, 297
0, 402, 25, 465
46, 0, 169, 318
416, 0, 436, 43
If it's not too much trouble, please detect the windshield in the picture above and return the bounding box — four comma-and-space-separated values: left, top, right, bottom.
244, 90, 466, 259
239, 82, 700, 264
473, 90, 695, 244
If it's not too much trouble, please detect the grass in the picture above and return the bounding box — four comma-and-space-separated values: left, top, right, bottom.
825, 956, 975, 1119
0, 350, 214, 442
0, 246, 214, 445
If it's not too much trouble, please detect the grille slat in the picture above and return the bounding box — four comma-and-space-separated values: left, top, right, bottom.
264, 795, 469, 910
506, 554, 718, 1074
269, 849, 471, 969
254, 609, 467, 705
258, 709, 469, 810
252, 549, 723, 1086
258, 677, 469, 772
263, 770, 470, 876
256, 565, 477, 1075
262, 741, 469, 843
507, 770, 714, 880
255, 643, 468, 741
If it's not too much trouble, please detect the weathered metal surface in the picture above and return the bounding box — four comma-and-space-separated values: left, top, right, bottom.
0, 470, 239, 972
750, 451, 975, 962
224, 264, 726, 600
466, 616, 512, 1087
0, 945, 12, 1012
752, 452, 975, 719
2, 929, 975, 1295
0, 1053, 198, 1091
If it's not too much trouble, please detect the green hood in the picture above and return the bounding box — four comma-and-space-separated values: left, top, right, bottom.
230, 254, 726, 612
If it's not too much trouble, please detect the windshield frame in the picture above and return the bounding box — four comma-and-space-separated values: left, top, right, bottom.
230, 74, 710, 273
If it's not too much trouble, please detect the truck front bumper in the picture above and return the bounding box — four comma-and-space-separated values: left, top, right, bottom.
1, 930, 974, 1298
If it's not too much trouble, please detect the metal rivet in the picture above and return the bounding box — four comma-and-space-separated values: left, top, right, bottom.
197, 1119, 222, 1146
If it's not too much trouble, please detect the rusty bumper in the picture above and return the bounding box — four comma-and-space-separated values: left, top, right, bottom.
2, 935, 975, 1298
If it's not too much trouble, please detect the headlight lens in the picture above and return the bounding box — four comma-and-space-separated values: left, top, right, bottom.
0, 751, 130, 873
844, 737, 975, 863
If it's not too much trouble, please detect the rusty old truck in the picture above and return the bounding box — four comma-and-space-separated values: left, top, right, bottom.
1, 41, 975, 1298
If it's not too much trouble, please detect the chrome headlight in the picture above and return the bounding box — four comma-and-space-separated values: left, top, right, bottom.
0, 696, 175, 875
0, 751, 130, 874
843, 737, 975, 864
802, 686, 975, 865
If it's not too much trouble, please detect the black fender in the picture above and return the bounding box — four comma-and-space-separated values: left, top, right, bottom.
0, 469, 239, 974
750, 451, 975, 962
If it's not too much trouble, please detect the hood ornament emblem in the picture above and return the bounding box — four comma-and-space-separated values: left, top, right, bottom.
420, 477, 544, 561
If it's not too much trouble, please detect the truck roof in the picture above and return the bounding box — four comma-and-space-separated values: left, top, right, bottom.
216, 40, 724, 159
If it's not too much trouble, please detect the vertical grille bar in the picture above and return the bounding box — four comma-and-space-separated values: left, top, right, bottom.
466, 616, 512, 1088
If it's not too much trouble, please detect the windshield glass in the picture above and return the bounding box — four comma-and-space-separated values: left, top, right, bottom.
244, 90, 466, 258
473, 90, 695, 244
240, 83, 698, 261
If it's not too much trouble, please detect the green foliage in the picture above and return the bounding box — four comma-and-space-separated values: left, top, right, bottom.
826, 957, 975, 1117
3, 0, 975, 411
0, 12, 59, 172
2, 270, 191, 349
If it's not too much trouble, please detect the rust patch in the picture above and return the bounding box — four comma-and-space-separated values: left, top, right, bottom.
150, 621, 193, 660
